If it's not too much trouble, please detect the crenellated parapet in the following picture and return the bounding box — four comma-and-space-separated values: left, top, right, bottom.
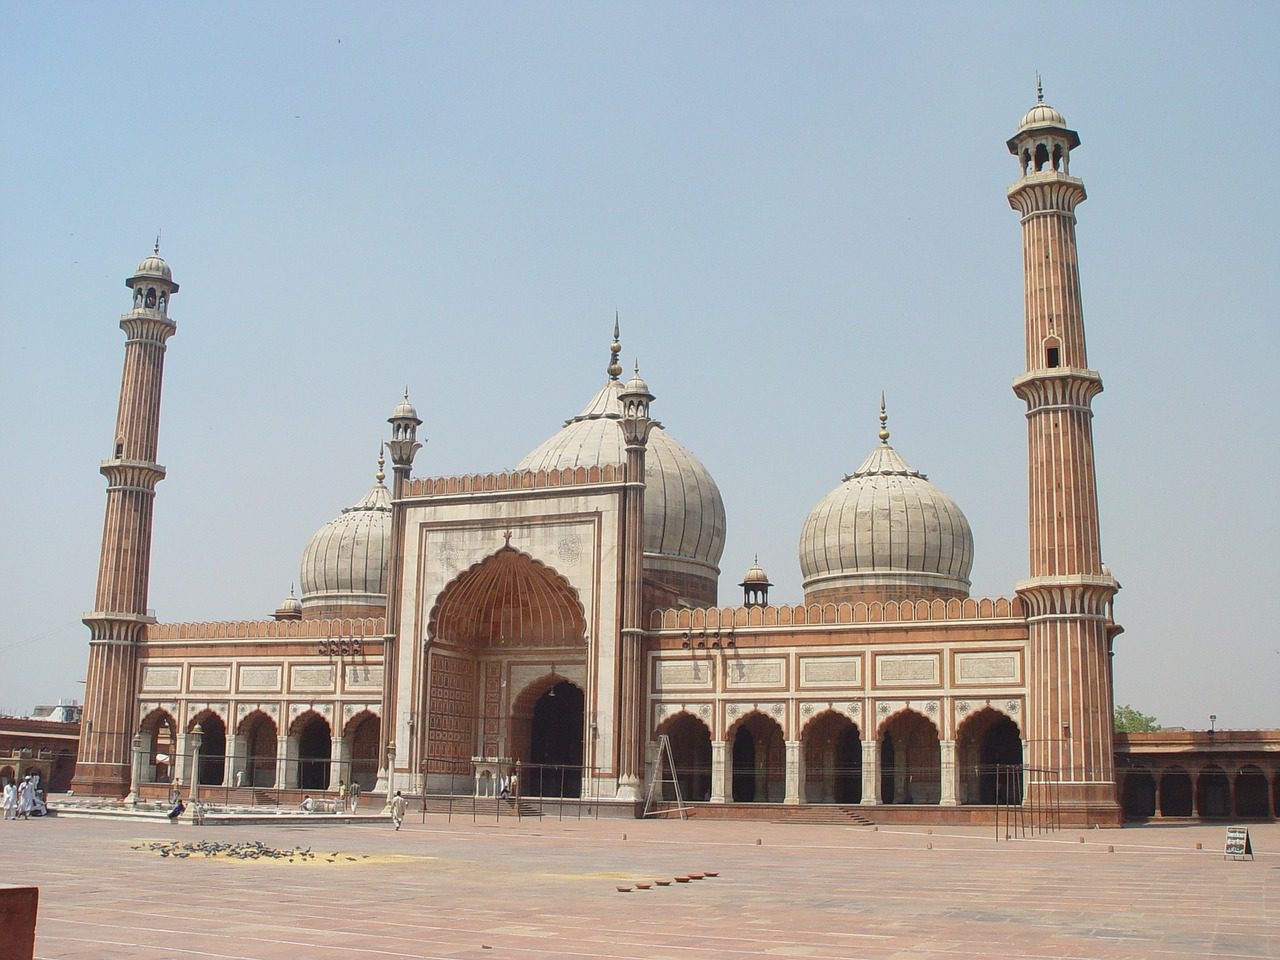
406, 463, 625, 498
649, 596, 1024, 632
145, 616, 386, 642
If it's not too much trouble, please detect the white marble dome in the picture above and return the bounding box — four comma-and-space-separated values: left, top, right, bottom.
799, 438, 973, 602
299, 479, 392, 615
132, 254, 173, 282
517, 376, 726, 591
1019, 101, 1067, 131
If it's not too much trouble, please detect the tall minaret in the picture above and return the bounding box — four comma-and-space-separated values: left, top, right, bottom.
74, 245, 179, 797
1007, 86, 1122, 823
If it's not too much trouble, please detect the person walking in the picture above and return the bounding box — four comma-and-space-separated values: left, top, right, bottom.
16, 776, 33, 820
389, 790, 406, 831
2, 779, 16, 820
348, 779, 361, 813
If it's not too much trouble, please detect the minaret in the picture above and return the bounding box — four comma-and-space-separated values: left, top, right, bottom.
379, 392, 424, 795
74, 245, 179, 797
616, 362, 655, 799
1007, 86, 1122, 823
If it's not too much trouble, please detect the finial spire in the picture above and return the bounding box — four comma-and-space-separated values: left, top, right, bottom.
608, 314, 623, 380
154, 231, 161, 255
1036, 73, 1044, 103
376, 448, 386, 484
878, 392, 890, 444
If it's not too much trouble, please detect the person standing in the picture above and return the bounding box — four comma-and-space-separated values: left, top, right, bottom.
389, 790, 406, 831
1, 779, 15, 820
337, 779, 347, 812
348, 779, 361, 813
17, 777, 33, 819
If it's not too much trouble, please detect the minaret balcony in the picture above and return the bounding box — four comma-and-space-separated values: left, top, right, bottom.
1012, 366, 1103, 411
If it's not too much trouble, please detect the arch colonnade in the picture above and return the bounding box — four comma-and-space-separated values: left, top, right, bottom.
135, 706, 381, 793
650, 704, 1024, 806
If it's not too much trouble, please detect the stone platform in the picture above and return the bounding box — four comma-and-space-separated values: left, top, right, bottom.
4, 809, 1275, 958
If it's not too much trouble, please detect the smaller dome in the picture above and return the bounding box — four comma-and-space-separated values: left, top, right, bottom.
1019, 101, 1066, 131
740, 557, 771, 586
132, 255, 173, 281
391, 391, 419, 421
274, 588, 303, 620
299, 478, 393, 616
623, 370, 651, 396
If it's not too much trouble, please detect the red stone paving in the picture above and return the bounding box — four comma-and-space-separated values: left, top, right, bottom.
4, 813, 1276, 959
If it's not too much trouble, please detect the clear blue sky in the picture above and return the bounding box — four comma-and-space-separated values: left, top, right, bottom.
1, 3, 1276, 729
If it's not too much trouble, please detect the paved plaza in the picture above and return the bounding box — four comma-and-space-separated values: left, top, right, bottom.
5, 811, 1277, 959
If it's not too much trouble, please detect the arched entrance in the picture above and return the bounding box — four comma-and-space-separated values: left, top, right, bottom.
1235, 765, 1269, 817
427, 545, 588, 775
1159, 767, 1193, 816
346, 712, 381, 792
654, 712, 712, 802
140, 708, 177, 785
0, 765, 15, 786
1198, 765, 1230, 817
239, 711, 278, 788
730, 712, 784, 802
879, 709, 940, 804
523, 681, 584, 797
293, 712, 332, 791
801, 711, 861, 803
1122, 770, 1157, 819
191, 711, 226, 786
956, 709, 1022, 804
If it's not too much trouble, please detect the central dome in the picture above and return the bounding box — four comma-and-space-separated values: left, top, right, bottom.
299, 470, 392, 619
517, 337, 725, 605
799, 409, 973, 605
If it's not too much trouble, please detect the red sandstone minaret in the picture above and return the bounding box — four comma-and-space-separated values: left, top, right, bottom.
1007, 85, 1122, 823
74, 245, 178, 796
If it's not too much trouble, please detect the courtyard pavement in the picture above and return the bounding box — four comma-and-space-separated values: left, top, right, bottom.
4, 810, 1276, 959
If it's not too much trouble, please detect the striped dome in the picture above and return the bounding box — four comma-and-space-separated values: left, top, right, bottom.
299, 480, 392, 614
517, 377, 726, 588
799, 441, 973, 602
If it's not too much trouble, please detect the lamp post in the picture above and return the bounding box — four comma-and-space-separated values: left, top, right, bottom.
190, 723, 204, 806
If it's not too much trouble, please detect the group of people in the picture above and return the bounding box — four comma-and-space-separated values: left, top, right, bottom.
335, 779, 363, 812
2, 774, 47, 820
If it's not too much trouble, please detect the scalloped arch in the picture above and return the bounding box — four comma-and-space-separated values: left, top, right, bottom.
428, 545, 587, 648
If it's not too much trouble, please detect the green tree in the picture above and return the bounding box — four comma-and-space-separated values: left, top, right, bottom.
1113, 704, 1161, 732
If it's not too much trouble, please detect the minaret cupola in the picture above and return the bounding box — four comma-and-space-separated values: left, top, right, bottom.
1007, 76, 1080, 178
739, 556, 772, 608
126, 237, 179, 317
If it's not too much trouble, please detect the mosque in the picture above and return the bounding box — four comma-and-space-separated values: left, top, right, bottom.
67, 93, 1277, 826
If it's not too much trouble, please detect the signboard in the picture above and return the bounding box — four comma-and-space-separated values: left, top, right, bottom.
1224, 826, 1254, 861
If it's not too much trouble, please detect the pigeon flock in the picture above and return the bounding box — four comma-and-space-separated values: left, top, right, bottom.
132, 840, 369, 864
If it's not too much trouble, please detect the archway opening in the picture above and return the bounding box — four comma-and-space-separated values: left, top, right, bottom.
141, 709, 177, 785
879, 710, 940, 804
957, 709, 1022, 804
1235, 765, 1269, 817
801, 711, 861, 804
0, 765, 14, 787
654, 713, 712, 802
240, 712, 278, 788
193, 713, 226, 786
295, 714, 332, 791
730, 713, 784, 803
1122, 770, 1156, 819
1159, 767, 1192, 817
527, 681, 583, 798
347, 713, 381, 792
1197, 765, 1230, 817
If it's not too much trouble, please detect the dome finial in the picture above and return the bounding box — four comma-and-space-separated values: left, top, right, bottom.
878, 392, 890, 444
1036, 72, 1044, 103
154, 231, 161, 256
608, 313, 623, 380
376, 447, 386, 484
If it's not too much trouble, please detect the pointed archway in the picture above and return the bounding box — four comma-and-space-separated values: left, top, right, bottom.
291, 711, 332, 791
729, 712, 785, 802
956, 708, 1022, 804
654, 712, 712, 802
426, 545, 588, 774
509, 678, 584, 797
238, 711, 278, 788
190, 710, 227, 787
878, 709, 940, 804
801, 711, 861, 803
